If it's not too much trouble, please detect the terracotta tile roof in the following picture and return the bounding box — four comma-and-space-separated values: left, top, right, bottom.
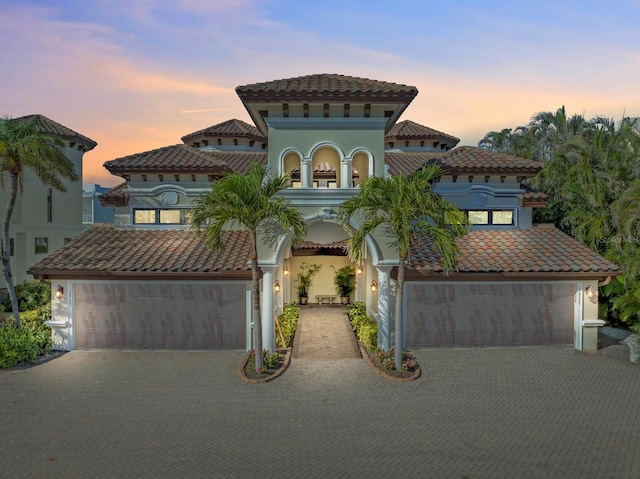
181, 119, 265, 143
521, 190, 549, 206
386, 120, 460, 144
410, 224, 620, 275
28, 225, 252, 278
294, 239, 348, 251
99, 182, 128, 207
104, 144, 231, 175
236, 73, 418, 103
15, 114, 97, 150
204, 151, 267, 175
385, 146, 543, 176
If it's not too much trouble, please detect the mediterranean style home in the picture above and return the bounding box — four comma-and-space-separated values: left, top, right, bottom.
1, 115, 96, 291
28, 74, 620, 353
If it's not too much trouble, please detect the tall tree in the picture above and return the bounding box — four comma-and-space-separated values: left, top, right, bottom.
337, 164, 468, 370
0, 117, 78, 327
190, 163, 306, 371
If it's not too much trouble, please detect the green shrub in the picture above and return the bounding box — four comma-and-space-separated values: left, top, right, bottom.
348, 301, 378, 352
0, 305, 52, 368
3, 280, 51, 312
276, 302, 300, 348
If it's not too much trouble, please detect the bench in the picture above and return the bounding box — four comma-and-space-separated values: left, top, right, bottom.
316, 295, 336, 305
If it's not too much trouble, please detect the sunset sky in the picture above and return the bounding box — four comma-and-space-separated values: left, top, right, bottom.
1, 0, 639, 187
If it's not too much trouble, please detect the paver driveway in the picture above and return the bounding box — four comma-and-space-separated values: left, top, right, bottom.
2, 306, 640, 478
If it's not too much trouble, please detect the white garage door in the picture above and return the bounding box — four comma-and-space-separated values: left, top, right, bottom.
405, 283, 576, 348
74, 282, 247, 349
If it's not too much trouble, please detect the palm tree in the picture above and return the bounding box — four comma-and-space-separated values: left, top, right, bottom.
0, 117, 79, 327
190, 163, 306, 371
337, 164, 468, 370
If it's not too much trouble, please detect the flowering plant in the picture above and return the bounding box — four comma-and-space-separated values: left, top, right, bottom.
375, 349, 417, 372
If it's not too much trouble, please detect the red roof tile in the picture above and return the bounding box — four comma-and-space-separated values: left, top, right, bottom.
385, 146, 543, 176
28, 225, 253, 278
410, 224, 620, 275
181, 119, 265, 143
236, 73, 418, 103
205, 151, 267, 175
294, 239, 348, 251
104, 144, 231, 175
15, 114, 97, 150
99, 182, 128, 207
386, 120, 459, 144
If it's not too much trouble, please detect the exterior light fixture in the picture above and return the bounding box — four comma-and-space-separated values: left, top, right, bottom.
370, 280, 378, 293
585, 286, 598, 304
356, 265, 363, 275
55, 285, 64, 300
283, 266, 289, 276
274, 280, 280, 293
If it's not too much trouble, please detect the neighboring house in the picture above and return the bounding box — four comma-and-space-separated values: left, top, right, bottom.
1, 115, 96, 290
82, 184, 115, 228
29, 74, 620, 353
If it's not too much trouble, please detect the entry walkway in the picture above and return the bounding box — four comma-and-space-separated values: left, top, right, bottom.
292, 304, 360, 359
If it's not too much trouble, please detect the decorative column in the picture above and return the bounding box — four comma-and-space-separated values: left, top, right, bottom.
341, 157, 353, 188
376, 265, 393, 351
301, 158, 312, 188
261, 266, 277, 352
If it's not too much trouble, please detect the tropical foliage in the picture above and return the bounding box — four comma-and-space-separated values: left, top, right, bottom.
480, 107, 640, 330
276, 302, 299, 349
190, 163, 307, 371
338, 165, 469, 369
0, 116, 78, 327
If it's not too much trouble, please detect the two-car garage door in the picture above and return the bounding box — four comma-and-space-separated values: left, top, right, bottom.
405, 282, 576, 348
73, 282, 248, 349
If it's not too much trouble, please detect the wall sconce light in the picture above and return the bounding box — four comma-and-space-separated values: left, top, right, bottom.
585, 286, 598, 304
370, 280, 378, 293
274, 280, 280, 293
356, 265, 363, 275
55, 285, 64, 300
283, 267, 289, 276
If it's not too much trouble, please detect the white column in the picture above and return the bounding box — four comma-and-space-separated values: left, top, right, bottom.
376, 265, 392, 351
261, 266, 277, 352
301, 158, 312, 188
341, 157, 352, 188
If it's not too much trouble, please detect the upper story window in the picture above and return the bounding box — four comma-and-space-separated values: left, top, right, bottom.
466, 210, 514, 226
35, 237, 48, 254
133, 209, 190, 225
47, 188, 52, 223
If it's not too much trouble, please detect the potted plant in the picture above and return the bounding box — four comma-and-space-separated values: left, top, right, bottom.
333, 265, 356, 304
295, 263, 321, 305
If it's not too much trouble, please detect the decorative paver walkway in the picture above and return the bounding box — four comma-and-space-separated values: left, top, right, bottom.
2, 320, 640, 477
292, 304, 360, 360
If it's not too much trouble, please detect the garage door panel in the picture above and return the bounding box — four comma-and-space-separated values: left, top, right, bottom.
74, 283, 246, 349
406, 283, 575, 348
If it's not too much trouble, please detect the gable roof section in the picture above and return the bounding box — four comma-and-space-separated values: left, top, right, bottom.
99, 182, 128, 207
385, 146, 543, 176
15, 114, 97, 151
410, 224, 620, 277
236, 73, 418, 103
386, 120, 460, 144
28, 225, 253, 280
104, 144, 231, 176
181, 118, 265, 143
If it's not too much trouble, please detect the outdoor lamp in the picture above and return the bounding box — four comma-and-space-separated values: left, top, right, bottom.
585, 286, 598, 304
356, 265, 363, 275
55, 285, 64, 300
370, 280, 378, 293
283, 266, 289, 276
274, 280, 280, 293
